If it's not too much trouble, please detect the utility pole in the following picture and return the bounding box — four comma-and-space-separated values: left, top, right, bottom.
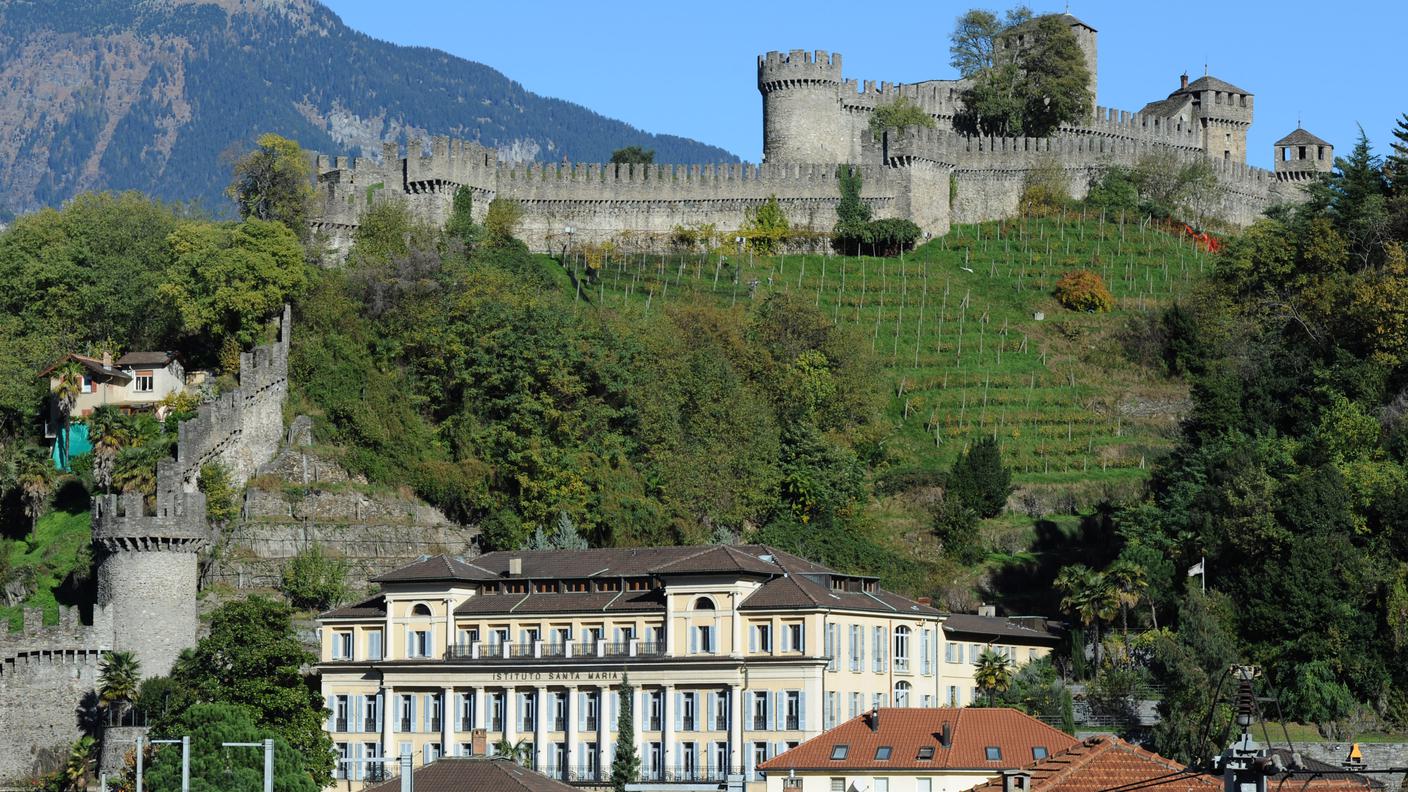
1213, 667, 1288, 792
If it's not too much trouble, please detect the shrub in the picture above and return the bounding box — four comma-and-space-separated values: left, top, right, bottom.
198, 462, 239, 526
1054, 269, 1114, 313
742, 195, 790, 255
279, 546, 349, 611
483, 198, 524, 248
1020, 159, 1073, 216
868, 97, 936, 139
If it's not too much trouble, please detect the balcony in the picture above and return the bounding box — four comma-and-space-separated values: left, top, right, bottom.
638, 768, 728, 783
445, 640, 666, 662
566, 769, 604, 783
365, 719, 380, 733
585, 716, 598, 731
460, 718, 473, 731
335, 717, 348, 732
751, 716, 766, 730
552, 717, 567, 732
398, 718, 412, 732
784, 716, 799, 730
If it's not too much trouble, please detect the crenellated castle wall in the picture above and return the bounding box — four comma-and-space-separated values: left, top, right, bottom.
0, 608, 104, 784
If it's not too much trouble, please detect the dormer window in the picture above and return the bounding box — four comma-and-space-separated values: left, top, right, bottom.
627, 579, 650, 591
535, 581, 558, 593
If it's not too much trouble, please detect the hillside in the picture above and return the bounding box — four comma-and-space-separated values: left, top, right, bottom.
0, 0, 737, 214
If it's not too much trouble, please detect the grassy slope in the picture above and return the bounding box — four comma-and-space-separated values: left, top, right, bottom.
572, 213, 1208, 493
1, 508, 91, 630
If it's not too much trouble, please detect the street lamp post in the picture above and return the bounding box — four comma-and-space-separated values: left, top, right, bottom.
223, 739, 275, 792
565, 225, 575, 260
148, 737, 191, 792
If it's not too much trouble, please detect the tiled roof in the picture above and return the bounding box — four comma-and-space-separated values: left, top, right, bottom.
1175, 75, 1252, 96
38, 353, 132, 382
963, 736, 1221, 792
759, 708, 1078, 772
1274, 128, 1331, 147
370, 546, 938, 618
454, 589, 663, 616
320, 595, 386, 619
370, 555, 493, 584
943, 613, 1059, 644
1266, 750, 1383, 792
1140, 95, 1193, 118
361, 758, 577, 792
114, 351, 176, 367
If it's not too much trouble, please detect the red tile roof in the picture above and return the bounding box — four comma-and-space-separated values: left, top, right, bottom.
361, 757, 577, 792
961, 736, 1218, 792
759, 708, 1079, 772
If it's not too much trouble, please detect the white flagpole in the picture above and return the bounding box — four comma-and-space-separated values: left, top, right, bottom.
1201, 556, 1205, 593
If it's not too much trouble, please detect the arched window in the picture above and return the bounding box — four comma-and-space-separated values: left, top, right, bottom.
894, 681, 912, 707
411, 603, 432, 616
693, 596, 716, 610
894, 626, 911, 671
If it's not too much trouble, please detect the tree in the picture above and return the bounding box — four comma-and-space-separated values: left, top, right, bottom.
492, 737, 533, 766
868, 97, 935, 139
975, 648, 1015, 704
1104, 559, 1149, 642
144, 703, 318, 792
227, 133, 315, 240
279, 546, 350, 611
62, 737, 95, 792
1054, 564, 1114, 667
1327, 128, 1390, 265
15, 444, 56, 530
51, 361, 84, 463
445, 186, 480, 247
610, 146, 655, 165
198, 463, 239, 526
87, 406, 128, 493
483, 198, 524, 249
956, 13, 1091, 138
98, 650, 142, 719
610, 675, 640, 791
160, 219, 308, 353
946, 436, 1013, 518
742, 195, 790, 254
1387, 113, 1408, 195
161, 596, 334, 784
949, 6, 1033, 77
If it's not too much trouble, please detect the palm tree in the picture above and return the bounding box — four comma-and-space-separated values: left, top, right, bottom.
975, 648, 1015, 705
1104, 559, 1150, 640
51, 361, 85, 464
86, 406, 128, 493
492, 737, 532, 767
98, 650, 141, 722
1055, 564, 1115, 668
15, 445, 56, 531
62, 736, 96, 792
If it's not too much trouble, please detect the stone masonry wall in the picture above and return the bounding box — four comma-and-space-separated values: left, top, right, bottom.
0, 608, 103, 787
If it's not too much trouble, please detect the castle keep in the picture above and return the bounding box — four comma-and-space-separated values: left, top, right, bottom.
309, 15, 1330, 256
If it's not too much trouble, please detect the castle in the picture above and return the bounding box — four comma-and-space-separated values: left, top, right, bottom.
0, 308, 290, 786
309, 14, 1332, 257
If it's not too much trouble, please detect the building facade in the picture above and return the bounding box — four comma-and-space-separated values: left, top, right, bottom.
938, 612, 1058, 708
316, 546, 948, 788
757, 707, 1079, 792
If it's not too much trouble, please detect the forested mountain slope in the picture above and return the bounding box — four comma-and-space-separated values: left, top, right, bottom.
0, 0, 736, 216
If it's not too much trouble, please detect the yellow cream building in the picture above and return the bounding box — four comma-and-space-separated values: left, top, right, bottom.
316, 546, 947, 788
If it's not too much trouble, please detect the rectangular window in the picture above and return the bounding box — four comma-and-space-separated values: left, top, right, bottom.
752, 691, 769, 730
367, 630, 383, 661
875, 746, 892, 760
398, 695, 412, 732
334, 742, 349, 780
490, 692, 505, 731
333, 632, 353, 660
552, 691, 567, 731
648, 691, 662, 731
754, 742, 770, 769
985, 746, 1003, 761
831, 780, 846, 792
919, 779, 933, 792
80, 375, 93, 394
785, 691, 801, 730
825, 692, 838, 729
786, 623, 804, 653
825, 624, 838, 672
696, 625, 714, 654
713, 691, 729, 730
1033, 746, 1049, 760
586, 691, 600, 731
365, 695, 379, 732
682, 691, 697, 731
334, 695, 349, 732
428, 694, 441, 732
754, 623, 772, 653
970, 644, 982, 665
134, 372, 154, 393
875, 778, 889, 792
848, 692, 860, 719
713, 742, 729, 774
947, 686, 958, 706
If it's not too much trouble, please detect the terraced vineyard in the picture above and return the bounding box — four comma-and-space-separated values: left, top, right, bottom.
564, 211, 1214, 497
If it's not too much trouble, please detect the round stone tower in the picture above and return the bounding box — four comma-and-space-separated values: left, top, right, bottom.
757, 49, 847, 164
92, 464, 207, 677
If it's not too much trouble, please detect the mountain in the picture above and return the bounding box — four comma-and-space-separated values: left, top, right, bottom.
0, 0, 739, 215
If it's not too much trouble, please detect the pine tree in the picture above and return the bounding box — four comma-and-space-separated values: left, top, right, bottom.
610, 675, 640, 792
1386, 113, 1408, 195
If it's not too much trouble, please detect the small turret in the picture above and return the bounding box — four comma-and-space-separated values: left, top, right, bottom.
1273, 127, 1333, 181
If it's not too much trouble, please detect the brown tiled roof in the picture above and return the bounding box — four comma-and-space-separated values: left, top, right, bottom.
373, 546, 938, 618
943, 613, 1060, 644
454, 589, 663, 616
1140, 95, 1193, 118
38, 353, 132, 382
1266, 750, 1382, 792
371, 555, 493, 584
114, 351, 176, 367
1274, 128, 1331, 147
962, 736, 1220, 792
321, 595, 386, 619
361, 757, 577, 792
759, 708, 1079, 772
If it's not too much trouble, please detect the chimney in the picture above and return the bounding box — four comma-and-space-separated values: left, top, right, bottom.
508, 557, 523, 576
918, 596, 932, 606
940, 722, 952, 748
866, 708, 880, 732
1180, 72, 1189, 90
102, 351, 112, 368
1002, 771, 1032, 792
978, 604, 997, 617
471, 728, 488, 756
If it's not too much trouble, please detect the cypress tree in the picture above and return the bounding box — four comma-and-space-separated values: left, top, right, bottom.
610, 674, 640, 791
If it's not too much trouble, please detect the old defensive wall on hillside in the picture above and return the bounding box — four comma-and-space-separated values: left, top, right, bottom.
0, 309, 290, 787
310, 31, 1319, 257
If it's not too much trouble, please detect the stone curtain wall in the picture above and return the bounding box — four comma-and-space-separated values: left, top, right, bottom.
171, 304, 290, 491
0, 608, 104, 785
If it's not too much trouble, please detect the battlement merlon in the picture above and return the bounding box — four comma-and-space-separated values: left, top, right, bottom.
758, 49, 843, 88
91, 479, 208, 551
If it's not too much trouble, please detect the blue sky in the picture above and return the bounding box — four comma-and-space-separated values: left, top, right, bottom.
321, 1, 1404, 170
